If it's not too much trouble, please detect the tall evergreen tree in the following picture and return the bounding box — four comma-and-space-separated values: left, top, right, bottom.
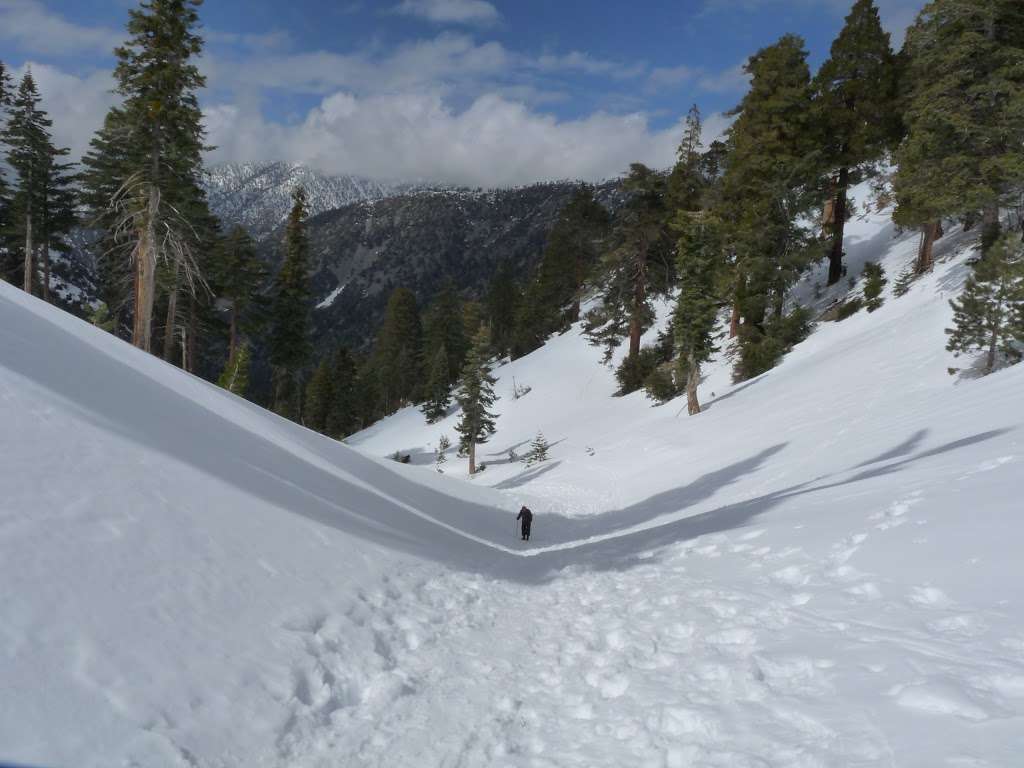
515, 185, 609, 357
667, 104, 705, 214
422, 282, 468, 383
79, 108, 136, 335
0, 61, 13, 256
421, 343, 452, 423
268, 186, 312, 419
946, 233, 1024, 374
455, 326, 498, 475
212, 225, 266, 360
814, 0, 899, 285
109, 0, 208, 351
585, 164, 674, 369
37, 150, 77, 303
304, 358, 334, 433
325, 347, 358, 438
673, 213, 722, 415
717, 35, 819, 378
485, 261, 520, 359
374, 286, 423, 413
2, 71, 66, 295
894, 0, 1024, 272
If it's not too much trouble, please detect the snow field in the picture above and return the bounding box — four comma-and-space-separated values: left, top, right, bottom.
2, 180, 1023, 766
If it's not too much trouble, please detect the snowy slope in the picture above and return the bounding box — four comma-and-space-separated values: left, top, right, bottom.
2, 181, 1024, 767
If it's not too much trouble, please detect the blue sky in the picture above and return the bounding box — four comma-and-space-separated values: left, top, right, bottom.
0, 0, 922, 185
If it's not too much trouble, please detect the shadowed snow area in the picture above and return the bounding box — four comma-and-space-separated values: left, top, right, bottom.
2, 186, 1024, 766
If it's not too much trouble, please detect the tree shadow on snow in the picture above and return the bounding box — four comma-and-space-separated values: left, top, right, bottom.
515, 427, 1014, 583
494, 461, 562, 489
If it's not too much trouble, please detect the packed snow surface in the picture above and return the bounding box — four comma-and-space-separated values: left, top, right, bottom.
2, 187, 1024, 767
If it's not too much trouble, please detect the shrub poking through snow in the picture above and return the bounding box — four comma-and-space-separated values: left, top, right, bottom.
525, 430, 550, 466
863, 262, 886, 312
893, 267, 915, 297
435, 435, 450, 473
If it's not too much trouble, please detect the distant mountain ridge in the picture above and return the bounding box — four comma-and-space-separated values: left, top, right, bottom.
202, 161, 430, 241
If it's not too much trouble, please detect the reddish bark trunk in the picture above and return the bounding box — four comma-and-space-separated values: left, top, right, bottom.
827, 167, 849, 286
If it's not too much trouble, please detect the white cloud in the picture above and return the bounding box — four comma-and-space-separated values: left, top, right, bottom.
206, 33, 510, 95
205, 89, 730, 187
0, 0, 120, 56
393, 0, 500, 25
534, 51, 646, 81
697, 64, 749, 94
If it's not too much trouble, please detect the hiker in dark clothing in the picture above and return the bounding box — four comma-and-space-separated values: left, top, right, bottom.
517, 506, 533, 541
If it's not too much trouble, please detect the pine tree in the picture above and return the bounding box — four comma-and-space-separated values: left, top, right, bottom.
486, 262, 520, 359
2, 71, 70, 295
217, 342, 251, 396
374, 286, 423, 413
814, 0, 899, 285
0, 60, 13, 272
673, 213, 722, 415
585, 164, 673, 373
946, 233, 1024, 374
894, 0, 1024, 272
421, 344, 452, 423
108, 0, 209, 351
525, 430, 550, 466
325, 347, 358, 438
893, 267, 915, 297
79, 108, 136, 335
667, 104, 705, 214
268, 186, 312, 419
718, 35, 819, 379
862, 261, 887, 311
515, 185, 610, 357
212, 225, 266, 360
304, 358, 334, 433
455, 326, 498, 475
422, 282, 468, 383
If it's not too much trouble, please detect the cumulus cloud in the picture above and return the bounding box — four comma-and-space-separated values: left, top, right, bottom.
393, 0, 500, 26
205, 90, 730, 187
0, 0, 120, 56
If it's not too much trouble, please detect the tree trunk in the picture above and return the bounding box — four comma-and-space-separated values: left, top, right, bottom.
133, 183, 160, 351
186, 294, 197, 373
915, 220, 939, 274
628, 245, 648, 360
685, 352, 701, 415
729, 300, 740, 338
42, 236, 50, 303
827, 167, 849, 286
228, 304, 238, 362
986, 324, 998, 374
981, 204, 1001, 253
163, 262, 180, 362
23, 208, 33, 295
468, 440, 477, 475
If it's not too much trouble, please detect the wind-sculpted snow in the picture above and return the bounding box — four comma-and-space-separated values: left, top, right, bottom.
2, 182, 1024, 766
